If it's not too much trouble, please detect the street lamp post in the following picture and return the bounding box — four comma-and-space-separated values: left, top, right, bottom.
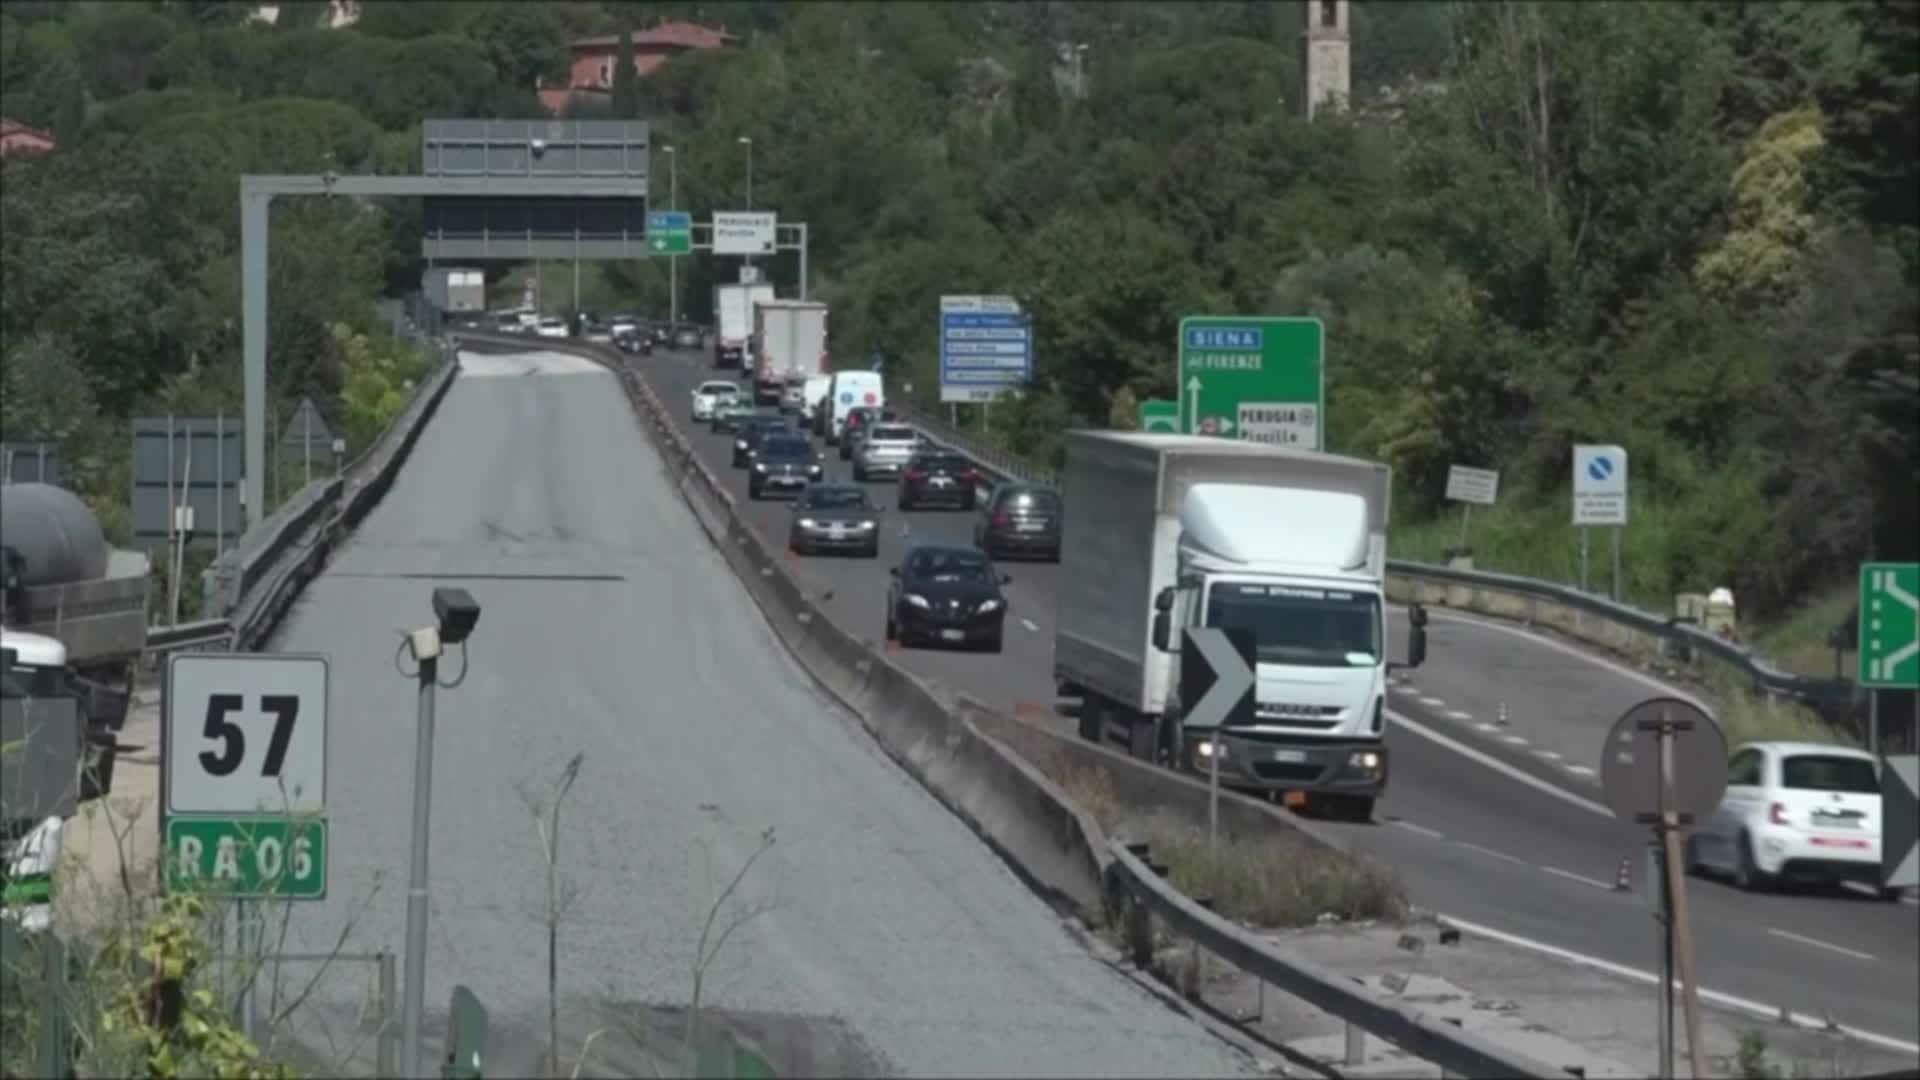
737, 135, 755, 271
663, 144, 679, 326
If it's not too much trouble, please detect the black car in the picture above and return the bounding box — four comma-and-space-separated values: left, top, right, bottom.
731, 415, 793, 467
614, 328, 653, 356
673, 324, 705, 350
885, 545, 1010, 652
748, 434, 824, 499
974, 483, 1062, 561
787, 484, 882, 556
897, 450, 981, 511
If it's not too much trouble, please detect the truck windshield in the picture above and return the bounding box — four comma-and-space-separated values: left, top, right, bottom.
1204, 583, 1381, 667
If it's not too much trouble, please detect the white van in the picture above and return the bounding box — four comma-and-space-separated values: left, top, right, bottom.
825, 371, 884, 444
800, 373, 833, 420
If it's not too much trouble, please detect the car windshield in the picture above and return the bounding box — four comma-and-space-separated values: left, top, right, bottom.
699, 383, 737, 395
760, 438, 810, 460
908, 550, 994, 584
870, 426, 917, 442
1780, 755, 1878, 793
1205, 583, 1382, 668
804, 488, 871, 510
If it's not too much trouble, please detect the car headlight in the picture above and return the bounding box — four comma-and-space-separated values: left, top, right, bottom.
857, 520, 876, 530
904, 593, 931, 609
798, 517, 817, 528
808, 464, 823, 474
977, 598, 1003, 613
735, 439, 748, 450
754, 463, 768, 473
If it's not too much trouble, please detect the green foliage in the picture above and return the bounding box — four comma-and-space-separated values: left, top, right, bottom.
612, 21, 640, 117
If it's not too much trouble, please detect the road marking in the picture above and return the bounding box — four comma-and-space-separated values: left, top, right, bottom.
1542, 865, 1613, 891
1566, 764, 1597, 777
1475, 722, 1501, 733
1500, 734, 1529, 746
1390, 820, 1445, 839
1454, 841, 1525, 866
1766, 928, 1875, 962
1390, 684, 1419, 694
1437, 914, 1919, 1056
1446, 709, 1474, 721
1388, 709, 1613, 819
1418, 695, 1447, 708
1019, 618, 1039, 633
1533, 749, 1562, 761
1413, 606, 1713, 715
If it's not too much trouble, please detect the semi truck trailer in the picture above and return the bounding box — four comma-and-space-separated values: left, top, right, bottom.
751, 300, 828, 408
713, 283, 776, 370
1051, 432, 1427, 821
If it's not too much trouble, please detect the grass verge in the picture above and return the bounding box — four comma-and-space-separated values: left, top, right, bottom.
1054, 762, 1409, 930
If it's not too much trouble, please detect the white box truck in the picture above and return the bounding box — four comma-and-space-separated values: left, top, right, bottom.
752, 300, 828, 408
1051, 432, 1427, 820
713, 282, 775, 370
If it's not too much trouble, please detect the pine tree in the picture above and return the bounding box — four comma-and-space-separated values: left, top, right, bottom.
611, 24, 641, 118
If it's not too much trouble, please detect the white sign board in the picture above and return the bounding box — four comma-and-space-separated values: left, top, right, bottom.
712, 211, 776, 256
1573, 444, 1629, 525
1445, 465, 1500, 506
1236, 403, 1319, 448
166, 653, 329, 816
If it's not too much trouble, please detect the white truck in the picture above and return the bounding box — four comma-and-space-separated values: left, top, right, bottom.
3, 483, 146, 930
1052, 432, 1427, 821
751, 300, 829, 409
713, 282, 776, 371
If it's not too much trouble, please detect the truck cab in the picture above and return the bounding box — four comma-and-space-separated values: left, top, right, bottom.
2, 630, 78, 931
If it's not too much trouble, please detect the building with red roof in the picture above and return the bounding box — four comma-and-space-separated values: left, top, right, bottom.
0, 118, 56, 156
539, 22, 738, 116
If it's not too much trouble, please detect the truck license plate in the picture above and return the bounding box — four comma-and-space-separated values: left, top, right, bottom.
940, 629, 966, 642
1271, 749, 1307, 764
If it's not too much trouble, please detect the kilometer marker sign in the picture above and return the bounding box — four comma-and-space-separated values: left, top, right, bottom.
1177, 316, 1325, 450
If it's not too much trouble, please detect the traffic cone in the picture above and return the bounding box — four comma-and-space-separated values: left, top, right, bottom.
1614, 857, 1632, 892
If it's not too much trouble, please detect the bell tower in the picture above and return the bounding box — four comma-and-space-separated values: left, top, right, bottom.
1299, 0, 1352, 122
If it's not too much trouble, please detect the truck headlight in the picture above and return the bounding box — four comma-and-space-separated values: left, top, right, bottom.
1195, 739, 1225, 760
798, 517, 817, 528
1348, 750, 1381, 773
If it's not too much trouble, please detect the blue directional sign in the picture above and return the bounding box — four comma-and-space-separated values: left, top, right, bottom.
940, 295, 1032, 404
646, 211, 692, 255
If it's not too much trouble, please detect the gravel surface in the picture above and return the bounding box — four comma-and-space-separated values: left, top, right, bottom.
267, 350, 1259, 1078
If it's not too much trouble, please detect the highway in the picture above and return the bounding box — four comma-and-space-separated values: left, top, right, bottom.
268, 349, 1262, 1078
641, 347, 1920, 1047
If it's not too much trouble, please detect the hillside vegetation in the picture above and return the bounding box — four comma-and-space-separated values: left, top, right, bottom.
2, 0, 1914, 624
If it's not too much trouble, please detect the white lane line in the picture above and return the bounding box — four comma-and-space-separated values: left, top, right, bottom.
1418, 695, 1447, 708
1439, 915, 1918, 1056
1565, 764, 1597, 777
1454, 841, 1525, 866
1019, 618, 1039, 633
1445, 709, 1474, 721
1542, 865, 1614, 891
1388, 708, 1613, 819
1475, 721, 1501, 733
1533, 749, 1562, 761
1412, 606, 1714, 716
1500, 734, 1529, 746
1390, 684, 1419, 694
1390, 820, 1445, 839
1767, 928, 1875, 962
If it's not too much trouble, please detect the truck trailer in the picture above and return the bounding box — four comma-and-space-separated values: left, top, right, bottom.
712, 283, 776, 370
1051, 432, 1427, 821
751, 300, 829, 408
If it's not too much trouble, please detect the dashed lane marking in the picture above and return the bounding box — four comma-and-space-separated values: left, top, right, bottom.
1389, 820, 1445, 839
1454, 841, 1526, 866
1418, 696, 1447, 708
1533, 749, 1563, 762
1500, 734, 1529, 746
1476, 722, 1501, 733
1566, 764, 1597, 777
1542, 865, 1615, 891
1019, 618, 1039, 633
1766, 928, 1875, 962
1445, 709, 1474, 721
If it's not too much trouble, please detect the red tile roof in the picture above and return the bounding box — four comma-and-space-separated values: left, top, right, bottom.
572, 21, 736, 52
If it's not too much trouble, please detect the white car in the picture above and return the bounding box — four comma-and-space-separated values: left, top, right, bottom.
691, 380, 741, 421
1688, 741, 1900, 899
534, 317, 567, 339
609, 317, 638, 339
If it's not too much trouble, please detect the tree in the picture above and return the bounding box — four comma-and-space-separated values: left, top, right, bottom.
611, 21, 640, 117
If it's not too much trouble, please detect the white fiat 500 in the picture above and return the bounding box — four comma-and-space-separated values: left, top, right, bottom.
690, 381, 741, 421
1688, 741, 1901, 899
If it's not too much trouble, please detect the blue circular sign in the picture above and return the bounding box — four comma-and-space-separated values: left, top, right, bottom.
839, 391, 853, 405
1587, 456, 1613, 481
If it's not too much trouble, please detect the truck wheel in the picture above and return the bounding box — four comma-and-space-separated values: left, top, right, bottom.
1127, 718, 1157, 762
853, 464, 866, 482
1076, 698, 1103, 743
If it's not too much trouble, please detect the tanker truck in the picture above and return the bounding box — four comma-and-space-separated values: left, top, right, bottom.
2, 482, 149, 929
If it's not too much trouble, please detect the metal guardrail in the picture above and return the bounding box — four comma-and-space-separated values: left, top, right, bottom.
1105, 840, 1563, 1079
890, 407, 1857, 716
144, 619, 233, 654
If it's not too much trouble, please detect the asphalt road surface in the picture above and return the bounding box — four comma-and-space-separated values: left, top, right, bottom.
268, 349, 1261, 1078
639, 347, 1919, 1048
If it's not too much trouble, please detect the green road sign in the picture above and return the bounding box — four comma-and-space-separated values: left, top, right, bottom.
1859, 562, 1919, 688
165, 815, 328, 900
1139, 399, 1179, 433
647, 210, 692, 256
1178, 316, 1324, 449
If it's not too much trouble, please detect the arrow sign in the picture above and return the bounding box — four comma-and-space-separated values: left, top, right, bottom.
1181, 627, 1256, 730
1884, 754, 1918, 891
1185, 376, 1202, 434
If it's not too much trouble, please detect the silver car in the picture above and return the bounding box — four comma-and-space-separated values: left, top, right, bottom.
853, 424, 923, 482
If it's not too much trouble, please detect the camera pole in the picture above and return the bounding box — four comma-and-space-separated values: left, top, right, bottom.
401, 642, 440, 1078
